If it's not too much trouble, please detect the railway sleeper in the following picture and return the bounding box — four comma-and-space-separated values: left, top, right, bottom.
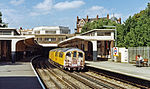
77, 72, 123, 89
47, 69, 75, 89
65, 72, 105, 89
45, 70, 66, 89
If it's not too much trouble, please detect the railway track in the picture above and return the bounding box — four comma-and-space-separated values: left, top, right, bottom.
34, 57, 89, 89
32, 57, 140, 89
87, 67, 149, 89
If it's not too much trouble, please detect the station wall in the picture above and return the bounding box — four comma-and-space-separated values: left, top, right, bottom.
0, 40, 11, 61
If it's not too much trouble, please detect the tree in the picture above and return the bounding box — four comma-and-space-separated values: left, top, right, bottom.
81, 19, 116, 33
117, 3, 150, 47
0, 11, 8, 28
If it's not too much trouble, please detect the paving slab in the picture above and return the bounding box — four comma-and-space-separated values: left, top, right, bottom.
0, 62, 42, 89
86, 61, 150, 81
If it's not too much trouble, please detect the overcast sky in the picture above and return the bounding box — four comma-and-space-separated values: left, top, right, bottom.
0, 0, 149, 33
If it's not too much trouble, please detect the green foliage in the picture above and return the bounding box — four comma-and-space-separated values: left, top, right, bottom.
0, 11, 8, 28
117, 3, 150, 48
81, 19, 103, 33
81, 19, 116, 33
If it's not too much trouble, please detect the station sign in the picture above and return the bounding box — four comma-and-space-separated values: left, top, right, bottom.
113, 47, 119, 56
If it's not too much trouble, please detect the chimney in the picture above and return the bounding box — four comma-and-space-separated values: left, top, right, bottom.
96, 15, 99, 20
77, 16, 79, 24
86, 15, 88, 22
19, 27, 23, 34
20, 27, 22, 30
118, 18, 121, 24
107, 14, 109, 20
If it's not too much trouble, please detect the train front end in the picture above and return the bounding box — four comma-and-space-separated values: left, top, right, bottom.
64, 50, 85, 70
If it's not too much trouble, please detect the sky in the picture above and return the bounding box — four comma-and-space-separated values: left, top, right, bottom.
0, 0, 149, 33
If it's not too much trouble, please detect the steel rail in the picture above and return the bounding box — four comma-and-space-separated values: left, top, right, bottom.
39, 59, 63, 89
77, 72, 126, 89
89, 69, 149, 89
44, 61, 80, 89
48, 60, 104, 89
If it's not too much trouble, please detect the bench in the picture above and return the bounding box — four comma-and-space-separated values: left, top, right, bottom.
142, 59, 149, 67
136, 59, 149, 67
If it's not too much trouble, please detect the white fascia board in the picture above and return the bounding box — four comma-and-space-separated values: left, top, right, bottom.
59, 36, 114, 44
25, 35, 35, 38
39, 43, 58, 47
0, 35, 35, 40
81, 29, 115, 35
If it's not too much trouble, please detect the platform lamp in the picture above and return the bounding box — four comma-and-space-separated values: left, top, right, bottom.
115, 26, 117, 47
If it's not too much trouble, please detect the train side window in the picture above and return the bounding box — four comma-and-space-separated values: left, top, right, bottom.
66, 52, 71, 57
78, 52, 83, 58
73, 51, 77, 57
59, 52, 63, 58
55, 52, 58, 57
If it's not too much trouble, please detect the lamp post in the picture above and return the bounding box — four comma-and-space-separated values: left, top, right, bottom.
115, 26, 117, 47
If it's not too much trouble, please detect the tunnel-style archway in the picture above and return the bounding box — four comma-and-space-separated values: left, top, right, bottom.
15, 38, 42, 61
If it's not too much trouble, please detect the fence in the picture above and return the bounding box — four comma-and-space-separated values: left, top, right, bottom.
128, 47, 150, 64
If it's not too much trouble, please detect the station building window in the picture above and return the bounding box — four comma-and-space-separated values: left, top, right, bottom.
45, 38, 49, 41
0, 31, 11, 35
79, 20, 85, 27
45, 38, 56, 41
97, 32, 111, 36
105, 32, 111, 36
37, 38, 42, 41
45, 31, 56, 34
97, 32, 104, 36
35, 31, 40, 34
58, 38, 64, 41
62, 30, 69, 34
51, 38, 56, 41
28, 32, 32, 34
91, 32, 95, 36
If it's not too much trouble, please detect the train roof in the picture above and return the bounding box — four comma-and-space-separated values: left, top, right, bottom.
50, 48, 83, 52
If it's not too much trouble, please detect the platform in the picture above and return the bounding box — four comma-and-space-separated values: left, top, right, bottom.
85, 61, 150, 81
0, 62, 42, 89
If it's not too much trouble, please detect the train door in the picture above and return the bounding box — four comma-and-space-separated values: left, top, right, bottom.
78, 52, 84, 66
55, 51, 58, 62
59, 52, 64, 65
72, 51, 77, 66
65, 51, 72, 67
66, 52, 72, 61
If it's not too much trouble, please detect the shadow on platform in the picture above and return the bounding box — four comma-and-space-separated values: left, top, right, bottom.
0, 62, 24, 66
0, 76, 42, 89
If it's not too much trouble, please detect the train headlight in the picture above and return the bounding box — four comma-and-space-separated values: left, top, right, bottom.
80, 60, 84, 66
65, 60, 69, 65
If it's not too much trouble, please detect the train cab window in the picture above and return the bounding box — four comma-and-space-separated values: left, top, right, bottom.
66, 52, 71, 57
73, 51, 77, 57
78, 52, 83, 58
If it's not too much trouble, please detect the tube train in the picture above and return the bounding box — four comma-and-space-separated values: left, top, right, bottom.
49, 48, 85, 70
